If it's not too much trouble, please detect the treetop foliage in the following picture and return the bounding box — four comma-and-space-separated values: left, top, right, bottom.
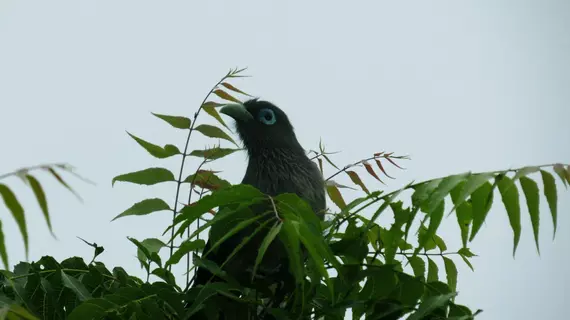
1, 68, 568, 319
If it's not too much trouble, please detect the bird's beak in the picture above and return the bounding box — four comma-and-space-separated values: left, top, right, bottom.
219, 103, 254, 122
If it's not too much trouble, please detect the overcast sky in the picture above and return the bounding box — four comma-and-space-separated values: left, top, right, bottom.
1, 1, 569, 319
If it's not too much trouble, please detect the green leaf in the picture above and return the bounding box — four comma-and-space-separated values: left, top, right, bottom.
367, 187, 407, 231
449, 172, 494, 216
213, 89, 241, 103
25, 174, 53, 235
458, 247, 475, 257
112, 167, 175, 186
291, 219, 335, 300
469, 181, 494, 242
183, 170, 231, 191
458, 253, 474, 271
443, 257, 458, 292
171, 189, 266, 241
541, 170, 558, 238
194, 124, 237, 146
512, 166, 540, 182
427, 258, 439, 282
151, 268, 178, 287
173, 184, 264, 225
279, 220, 303, 286
322, 154, 340, 170
67, 298, 117, 320
519, 177, 540, 254
276, 193, 323, 231
192, 255, 233, 285
77, 236, 105, 261
408, 256, 426, 280
204, 213, 269, 258
553, 163, 568, 187
127, 132, 181, 158
189, 148, 240, 160
61, 270, 92, 301
185, 282, 240, 317
404, 206, 420, 243
165, 239, 205, 267
395, 273, 425, 307
326, 184, 347, 209
0, 221, 8, 268
411, 179, 442, 208
417, 225, 437, 252
151, 113, 191, 129
0, 303, 40, 320
0, 184, 28, 257
449, 181, 472, 248
407, 292, 457, 320
202, 103, 229, 129
128, 237, 162, 267
297, 217, 341, 270
136, 238, 166, 266
252, 222, 282, 279
417, 201, 444, 253
426, 172, 470, 214
112, 198, 171, 221
497, 175, 521, 257
382, 202, 410, 264
448, 303, 474, 318
210, 218, 274, 285
434, 234, 447, 252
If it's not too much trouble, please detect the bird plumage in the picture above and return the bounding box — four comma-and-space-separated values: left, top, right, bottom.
189, 99, 325, 319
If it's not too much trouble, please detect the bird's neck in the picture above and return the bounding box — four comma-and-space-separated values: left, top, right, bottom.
247, 146, 308, 167
243, 146, 312, 189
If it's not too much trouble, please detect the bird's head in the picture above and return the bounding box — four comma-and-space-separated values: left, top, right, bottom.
220, 99, 303, 155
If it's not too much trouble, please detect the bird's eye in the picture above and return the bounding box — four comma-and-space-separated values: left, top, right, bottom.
258, 108, 276, 125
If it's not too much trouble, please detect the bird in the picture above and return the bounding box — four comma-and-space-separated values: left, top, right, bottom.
187, 99, 326, 319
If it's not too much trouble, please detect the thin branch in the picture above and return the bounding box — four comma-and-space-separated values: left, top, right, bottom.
168, 72, 231, 269
325, 153, 409, 182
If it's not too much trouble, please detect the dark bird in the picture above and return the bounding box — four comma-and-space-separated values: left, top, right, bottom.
188, 99, 326, 319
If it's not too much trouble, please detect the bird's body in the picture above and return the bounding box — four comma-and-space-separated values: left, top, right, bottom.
189, 99, 325, 319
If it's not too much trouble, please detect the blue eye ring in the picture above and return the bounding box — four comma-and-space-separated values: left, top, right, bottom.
258, 108, 276, 125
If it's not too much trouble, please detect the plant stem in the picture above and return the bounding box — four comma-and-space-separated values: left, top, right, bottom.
185, 158, 209, 285
168, 73, 229, 270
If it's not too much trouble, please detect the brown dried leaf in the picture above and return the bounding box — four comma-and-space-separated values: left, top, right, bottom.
386, 156, 405, 169
221, 82, 252, 97
375, 159, 395, 179
362, 161, 385, 184
346, 170, 370, 194
213, 89, 241, 103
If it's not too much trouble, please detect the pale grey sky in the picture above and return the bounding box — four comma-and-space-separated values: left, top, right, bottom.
1, 1, 569, 319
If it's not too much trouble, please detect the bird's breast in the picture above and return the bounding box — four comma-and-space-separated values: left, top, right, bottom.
242, 154, 326, 215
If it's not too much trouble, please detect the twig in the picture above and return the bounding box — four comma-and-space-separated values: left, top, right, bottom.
325, 153, 409, 182
168, 71, 232, 269
267, 195, 282, 222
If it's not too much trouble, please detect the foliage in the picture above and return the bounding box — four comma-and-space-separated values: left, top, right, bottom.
0, 163, 89, 268
1, 68, 568, 319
